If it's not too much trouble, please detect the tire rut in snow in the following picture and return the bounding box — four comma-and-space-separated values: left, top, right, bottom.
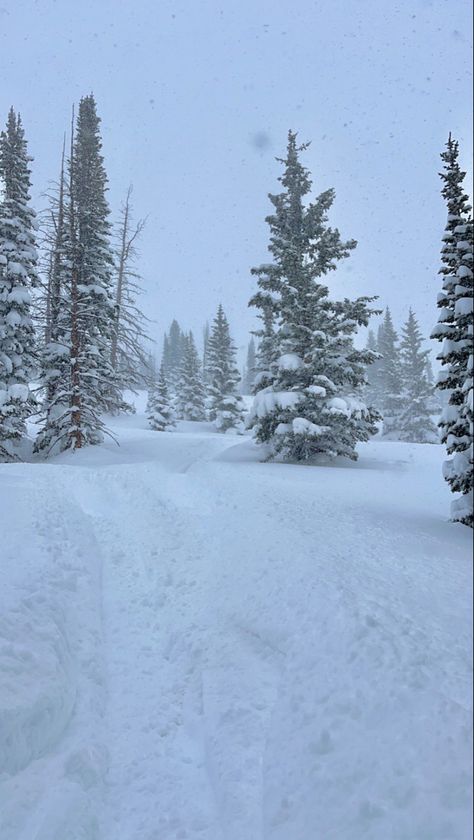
70, 465, 226, 840
0, 469, 107, 840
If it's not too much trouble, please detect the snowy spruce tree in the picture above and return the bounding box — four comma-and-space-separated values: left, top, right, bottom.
147, 365, 176, 431
176, 332, 206, 420
241, 336, 256, 395
73, 95, 120, 420
0, 108, 38, 461
398, 309, 437, 443
251, 300, 278, 393
431, 134, 473, 526
162, 319, 185, 392
248, 131, 379, 461
36, 96, 119, 452
364, 328, 383, 412
377, 308, 404, 438
202, 321, 211, 384
206, 304, 244, 432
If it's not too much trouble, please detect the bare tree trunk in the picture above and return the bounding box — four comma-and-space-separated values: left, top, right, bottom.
46, 139, 66, 408
110, 186, 131, 372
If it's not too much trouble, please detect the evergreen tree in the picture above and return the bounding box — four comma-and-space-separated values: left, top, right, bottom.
202, 321, 211, 384
176, 332, 206, 420
398, 309, 438, 443
241, 336, 256, 395
248, 131, 379, 461
161, 332, 171, 373
36, 96, 118, 452
163, 319, 185, 391
377, 308, 404, 438
147, 365, 176, 431
364, 328, 383, 411
73, 95, 119, 418
252, 301, 277, 393
206, 304, 245, 432
431, 135, 473, 526
0, 108, 38, 461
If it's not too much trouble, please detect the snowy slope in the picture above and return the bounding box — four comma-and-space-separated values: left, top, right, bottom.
0, 401, 472, 840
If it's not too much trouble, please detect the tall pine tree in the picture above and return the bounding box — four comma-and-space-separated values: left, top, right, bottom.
432, 135, 473, 526
147, 364, 176, 431
202, 321, 211, 384
399, 309, 437, 443
162, 319, 185, 392
248, 131, 379, 461
241, 336, 256, 395
0, 108, 38, 461
36, 96, 118, 452
206, 305, 244, 432
377, 308, 404, 438
364, 328, 383, 411
176, 332, 206, 420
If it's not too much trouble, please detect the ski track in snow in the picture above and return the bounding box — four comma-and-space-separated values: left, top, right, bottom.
0, 412, 472, 840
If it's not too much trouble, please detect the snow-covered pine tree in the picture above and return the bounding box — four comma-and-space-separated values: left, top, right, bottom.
73, 95, 120, 419
248, 130, 379, 460
377, 308, 404, 438
241, 336, 256, 395
206, 304, 244, 432
0, 108, 38, 461
364, 328, 383, 411
110, 185, 151, 400
398, 309, 438, 443
251, 299, 278, 394
37, 96, 118, 452
161, 331, 171, 374
176, 332, 206, 420
147, 365, 176, 431
202, 321, 211, 384
431, 135, 473, 526
164, 319, 185, 392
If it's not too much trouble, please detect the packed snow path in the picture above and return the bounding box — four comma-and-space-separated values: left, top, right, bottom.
1, 409, 472, 840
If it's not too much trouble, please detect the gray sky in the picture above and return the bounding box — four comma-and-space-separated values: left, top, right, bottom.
1, 0, 472, 363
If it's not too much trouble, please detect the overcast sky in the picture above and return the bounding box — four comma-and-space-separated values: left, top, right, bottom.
1, 0, 472, 362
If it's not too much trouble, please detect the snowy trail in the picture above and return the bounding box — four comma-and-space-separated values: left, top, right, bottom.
0, 416, 472, 840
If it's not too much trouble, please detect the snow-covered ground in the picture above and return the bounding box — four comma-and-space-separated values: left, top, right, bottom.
1, 396, 472, 840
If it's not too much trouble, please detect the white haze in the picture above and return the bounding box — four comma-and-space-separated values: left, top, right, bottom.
0, 0, 472, 361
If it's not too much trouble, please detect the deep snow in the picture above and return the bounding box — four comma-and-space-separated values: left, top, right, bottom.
0, 396, 472, 840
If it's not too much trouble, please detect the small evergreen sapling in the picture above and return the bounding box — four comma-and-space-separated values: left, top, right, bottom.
147, 366, 176, 431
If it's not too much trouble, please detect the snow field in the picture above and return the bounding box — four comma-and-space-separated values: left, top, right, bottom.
0, 407, 472, 839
